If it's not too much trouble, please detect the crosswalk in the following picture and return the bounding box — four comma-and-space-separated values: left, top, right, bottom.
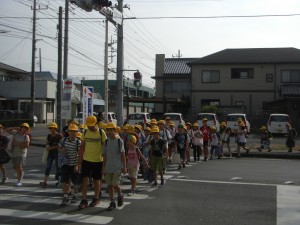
0, 162, 195, 224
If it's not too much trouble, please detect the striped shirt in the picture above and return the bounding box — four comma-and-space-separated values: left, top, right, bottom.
59, 138, 80, 166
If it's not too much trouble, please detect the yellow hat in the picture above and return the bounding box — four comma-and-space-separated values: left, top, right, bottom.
86, 115, 97, 126
0, 124, 4, 129
260, 126, 267, 130
99, 122, 107, 130
210, 126, 216, 131
157, 120, 165, 125
48, 122, 58, 129
151, 126, 159, 133
76, 132, 82, 139
239, 122, 245, 127
144, 127, 151, 132
123, 124, 129, 130
169, 121, 175, 127
202, 118, 208, 122
20, 123, 30, 129
186, 122, 192, 126
165, 117, 171, 120
72, 119, 79, 126
220, 122, 226, 127
79, 124, 87, 129
128, 124, 135, 133
135, 125, 143, 131
127, 134, 137, 144
106, 122, 116, 129
150, 119, 157, 125
193, 123, 198, 127
237, 118, 242, 122
116, 126, 121, 133
68, 124, 78, 131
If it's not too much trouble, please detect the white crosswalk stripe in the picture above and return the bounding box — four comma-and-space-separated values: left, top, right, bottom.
0, 161, 192, 224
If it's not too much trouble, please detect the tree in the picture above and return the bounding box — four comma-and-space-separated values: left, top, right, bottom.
201, 105, 218, 114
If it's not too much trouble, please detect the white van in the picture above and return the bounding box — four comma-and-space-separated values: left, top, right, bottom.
164, 113, 185, 127
197, 113, 220, 131
226, 113, 251, 133
128, 112, 150, 127
267, 113, 290, 134
103, 112, 118, 124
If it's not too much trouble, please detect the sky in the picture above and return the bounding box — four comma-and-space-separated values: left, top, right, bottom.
1, 0, 300, 88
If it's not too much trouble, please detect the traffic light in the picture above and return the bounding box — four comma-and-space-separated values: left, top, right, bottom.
134, 72, 142, 88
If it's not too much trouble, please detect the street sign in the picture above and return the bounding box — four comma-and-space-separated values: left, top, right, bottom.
113, 8, 122, 25
82, 86, 94, 123
64, 79, 73, 89
62, 79, 73, 120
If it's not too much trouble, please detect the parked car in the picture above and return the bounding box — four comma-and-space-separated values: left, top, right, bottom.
103, 112, 118, 124
267, 113, 290, 134
128, 112, 150, 127
197, 113, 220, 131
164, 113, 185, 127
226, 113, 251, 133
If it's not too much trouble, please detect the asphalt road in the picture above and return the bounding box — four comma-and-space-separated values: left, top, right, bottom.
0, 146, 299, 225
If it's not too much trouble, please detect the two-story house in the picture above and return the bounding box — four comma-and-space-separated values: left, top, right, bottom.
154, 48, 300, 127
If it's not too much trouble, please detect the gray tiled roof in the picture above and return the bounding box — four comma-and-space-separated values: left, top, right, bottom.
0, 62, 28, 74
164, 58, 196, 75
281, 84, 300, 96
189, 48, 300, 65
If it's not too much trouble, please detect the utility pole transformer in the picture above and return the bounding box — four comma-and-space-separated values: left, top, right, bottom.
116, 0, 124, 126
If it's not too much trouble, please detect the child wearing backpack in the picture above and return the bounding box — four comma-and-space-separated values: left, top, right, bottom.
126, 134, 148, 194
58, 124, 81, 206
257, 126, 272, 152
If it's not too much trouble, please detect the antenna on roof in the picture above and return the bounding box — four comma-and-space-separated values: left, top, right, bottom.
172, 50, 182, 58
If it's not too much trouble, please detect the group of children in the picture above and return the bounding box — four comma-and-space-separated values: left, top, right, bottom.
0, 115, 296, 211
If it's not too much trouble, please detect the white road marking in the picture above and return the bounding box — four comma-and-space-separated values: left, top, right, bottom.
277, 185, 300, 225
0, 209, 113, 224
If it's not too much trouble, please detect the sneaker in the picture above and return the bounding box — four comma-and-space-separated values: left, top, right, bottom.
177, 165, 182, 170
1, 177, 8, 184
89, 198, 100, 207
204, 157, 208, 161
152, 182, 158, 187
78, 199, 89, 209
117, 194, 124, 207
15, 182, 22, 187
267, 149, 272, 152
107, 201, 116, 211
182, 163, 186, 168
245, 148, 250, 154
39, 181, 47, 188
71, 195, 78, 203
61, 197, 69, 206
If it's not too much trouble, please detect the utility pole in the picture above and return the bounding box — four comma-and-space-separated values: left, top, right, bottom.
104, 18, 109, 122
39, 48, 42, 72
63, 0, 69, 80
30, 0, 37, 126
116, 0, 124, 126
57, 7, 63, 132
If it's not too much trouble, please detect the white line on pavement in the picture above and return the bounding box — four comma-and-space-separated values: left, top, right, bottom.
0, 209, 113, 224
277, 185, 300, 225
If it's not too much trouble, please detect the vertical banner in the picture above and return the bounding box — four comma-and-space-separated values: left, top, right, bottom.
82, 86, 94, 123
62, 79, 72, 120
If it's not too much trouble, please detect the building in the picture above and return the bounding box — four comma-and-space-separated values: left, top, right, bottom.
154, 48, 300, 127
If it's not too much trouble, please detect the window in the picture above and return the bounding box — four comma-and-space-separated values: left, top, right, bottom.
165, 81, 190, 93
266, 74, 273, 82
231, 68, 254, 79
281, 70, 300, 83
235, 101, 244, 106
201, 99, 220, 106
202, 70, 220, 83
